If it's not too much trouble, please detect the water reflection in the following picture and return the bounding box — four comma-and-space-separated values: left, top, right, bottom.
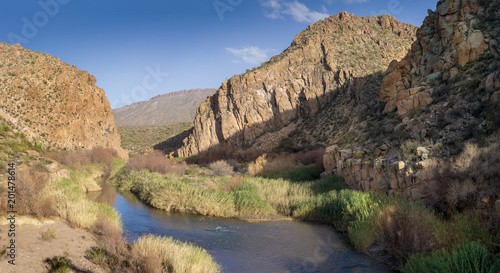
86, 176, 117, 206
89, 180, 390, 273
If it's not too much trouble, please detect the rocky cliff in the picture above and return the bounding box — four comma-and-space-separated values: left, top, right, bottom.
323, 0, 500, 198
0, 43, 126, 157
381, 0, 500, 116
177, 12, 416, 157
113, 88, 217, 126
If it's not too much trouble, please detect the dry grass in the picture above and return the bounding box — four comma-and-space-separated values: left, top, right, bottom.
133, 235, 221, 273
453, 143, 480, 171
223, 175, 244, 192
91, 216, 124, 253
209, 160, 235, 176
127, 150, 187, 175
248, 154, 300, 176
41, 228, 57, 241
7, 166, 55, 218
187, 145, 235, 165
429, 142, 500, 214
380, 204, 435, 263
46, 147, 117, 171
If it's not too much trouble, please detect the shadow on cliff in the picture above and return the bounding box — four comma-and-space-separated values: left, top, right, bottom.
154, 70, 386, 164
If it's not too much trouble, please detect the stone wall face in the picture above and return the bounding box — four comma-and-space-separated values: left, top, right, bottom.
380, 0, 499, 116
323, 145, 442, 198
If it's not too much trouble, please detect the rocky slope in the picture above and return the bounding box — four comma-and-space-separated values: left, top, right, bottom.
113, 88, 216, 126
381, 0, 500, 116
323, 0, 500, 199
176, 12, 416, 157
0, 43, 126, 157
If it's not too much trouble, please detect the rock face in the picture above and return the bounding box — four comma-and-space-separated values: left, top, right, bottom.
0, 43, 126, 157
177, 12, 416, 157
380, 0, 500, 116
113, 88, 217, 126
323, 145, 441, 198
323, 0, 500, 197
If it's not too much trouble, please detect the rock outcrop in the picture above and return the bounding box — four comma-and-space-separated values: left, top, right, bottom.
177, 13, 416, 157
323, 0, 500, 197
0, 43, 126, 157
323, 145, 441, 198
113, 88, 217, 126
381, 0, 500, 116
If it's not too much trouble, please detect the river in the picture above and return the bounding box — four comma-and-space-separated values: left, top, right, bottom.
87, 179, 390, 273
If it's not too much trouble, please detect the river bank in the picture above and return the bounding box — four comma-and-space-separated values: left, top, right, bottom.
0, 217, 106, 273
110, 154, 500, 272
0, 147, 221, 273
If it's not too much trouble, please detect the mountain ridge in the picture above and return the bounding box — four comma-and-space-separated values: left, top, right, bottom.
176, 12, 417, 157
113, 88, 216, 126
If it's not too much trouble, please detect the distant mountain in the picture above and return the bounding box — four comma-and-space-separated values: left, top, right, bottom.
112, 89, 217, 126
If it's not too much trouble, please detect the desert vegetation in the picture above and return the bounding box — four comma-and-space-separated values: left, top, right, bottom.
118, 122, 192, 155
0, 122, 221, 273
110, 146, 499, 272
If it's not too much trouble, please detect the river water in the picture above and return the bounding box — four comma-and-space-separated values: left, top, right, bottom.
88, 180, 390, 273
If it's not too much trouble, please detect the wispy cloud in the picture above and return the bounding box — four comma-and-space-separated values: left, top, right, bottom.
259, 0, 330, 23
225, 46, 275, 65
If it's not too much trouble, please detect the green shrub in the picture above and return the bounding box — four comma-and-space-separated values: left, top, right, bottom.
403, 241, 500, 273
45, 256, 73, 273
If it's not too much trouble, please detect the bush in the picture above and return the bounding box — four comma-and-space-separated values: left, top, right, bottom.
187, 145, 235, 165
46, 147, 117, 171
12, 167, 55, 218
403, 241, 500, 273
41, 228, 57, 240
293, 189, 384, 251
380, 203, 436, 263
127, 150, 186, 174
208, 160, 235, 176
92, 216, 124, 253
45, 256, 73, 273
248, 154, 299, 176
223, 175, 244, 191
133, 235, 221, 273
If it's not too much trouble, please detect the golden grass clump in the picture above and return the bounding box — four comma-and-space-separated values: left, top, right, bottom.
133, 235, 221, 273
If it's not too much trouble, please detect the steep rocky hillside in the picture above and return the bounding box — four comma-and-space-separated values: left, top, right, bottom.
322, 0, 500, 199
176, 12, 417, 157
113, 88, 216, 126
0, 43, 126, 157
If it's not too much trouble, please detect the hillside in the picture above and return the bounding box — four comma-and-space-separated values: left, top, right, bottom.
112, 88, 216, 126
0, 43, 126, 157
321, 0, 500, 199
118, 122, 192, 155
176, 12, 417, 157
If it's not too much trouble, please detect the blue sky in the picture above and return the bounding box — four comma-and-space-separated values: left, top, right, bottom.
0, 0, 437, 108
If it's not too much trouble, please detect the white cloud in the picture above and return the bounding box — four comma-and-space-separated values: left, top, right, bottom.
259, 0, 330, 23
225, 46, 275, 65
